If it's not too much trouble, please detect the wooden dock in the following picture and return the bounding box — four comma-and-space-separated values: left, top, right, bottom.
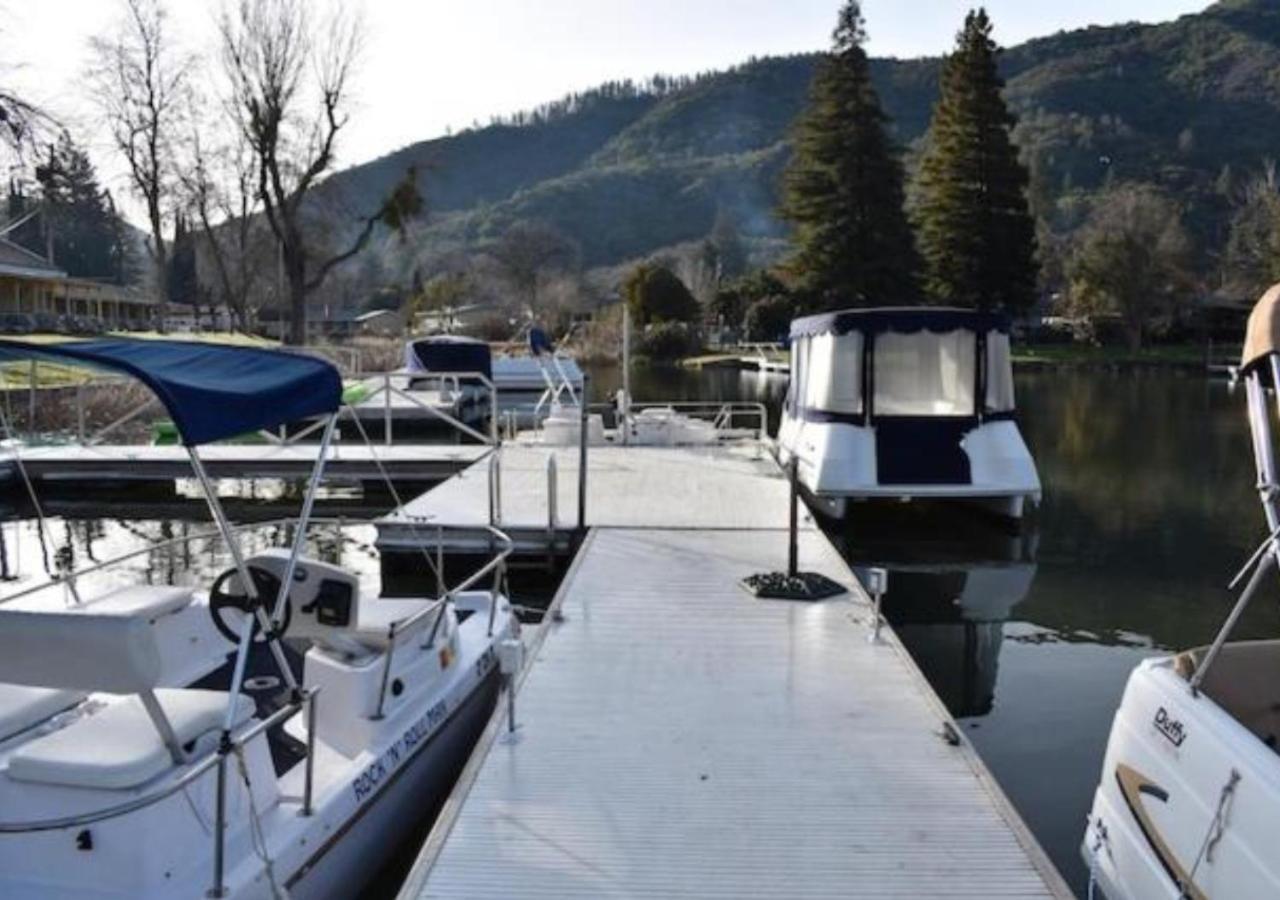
394, 441, 1071, 898
0, 442, 488, 484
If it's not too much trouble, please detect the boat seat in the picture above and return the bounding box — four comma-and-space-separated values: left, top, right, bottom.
0, 685, 85, 743
7, 689, 254, 790
354, 597, 442, 650
241, 551, 443, 656
82, 585, 193, 618
1176, 640, 1280, 749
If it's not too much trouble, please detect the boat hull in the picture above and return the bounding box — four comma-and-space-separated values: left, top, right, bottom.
288, 669, 500, 899
1083, 652, 1280, 900
777, 409, 1040, 521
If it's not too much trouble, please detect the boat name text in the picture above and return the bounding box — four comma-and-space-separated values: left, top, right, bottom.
352, 698, 449, 802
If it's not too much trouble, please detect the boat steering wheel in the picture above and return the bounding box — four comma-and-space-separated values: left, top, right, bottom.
208, 566, 292, 644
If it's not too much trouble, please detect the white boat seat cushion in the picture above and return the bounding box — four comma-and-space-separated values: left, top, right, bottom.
7, 689, 255, 790
0, 685, 85, 743
354, 598, 441, 650
82, 585, 193, 618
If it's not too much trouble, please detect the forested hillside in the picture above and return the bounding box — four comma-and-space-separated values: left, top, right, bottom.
327, 0, 1280, 291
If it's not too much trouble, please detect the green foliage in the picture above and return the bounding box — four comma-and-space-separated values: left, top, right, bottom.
637, 321, 702, 360
166, 214, 199, 305
744, 295, 795, 342
1222, 165, 1280, 299
1066, 185, 1195, 349
624, 263, 700, 324
10, 132, 135, 282
712, 269, 792, 329
780, 1, 921, 308
913, 10, 1038, 313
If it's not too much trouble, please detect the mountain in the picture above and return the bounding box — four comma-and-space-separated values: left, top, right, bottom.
328, 0, 1280, 281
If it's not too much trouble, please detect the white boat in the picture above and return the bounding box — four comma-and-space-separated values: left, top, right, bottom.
0, 338, 518, 898
1081, 284, 1280, 900
404, 332, 583, 429
776, 307, 1041, 519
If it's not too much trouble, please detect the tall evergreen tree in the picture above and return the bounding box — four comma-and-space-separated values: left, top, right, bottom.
11, 133, 134, 280
913, 9, 1037, 313
780, 1, 920, 309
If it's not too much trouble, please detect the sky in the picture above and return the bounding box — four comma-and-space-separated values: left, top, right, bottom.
2, 0, 1211, 216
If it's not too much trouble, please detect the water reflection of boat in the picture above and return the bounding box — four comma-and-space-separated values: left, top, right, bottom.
0, 339, 518, 898
872, 563, 1036, 719
777, 308, 1041, 521
1083, 285, 1280, 900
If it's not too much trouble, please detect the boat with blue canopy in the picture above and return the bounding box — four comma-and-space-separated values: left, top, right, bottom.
0, 338, 518, 899
776, 307, 1041, 520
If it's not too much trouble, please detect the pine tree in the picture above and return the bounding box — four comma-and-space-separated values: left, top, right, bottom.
780, 1, 920, 309
913, 9, 1037, 313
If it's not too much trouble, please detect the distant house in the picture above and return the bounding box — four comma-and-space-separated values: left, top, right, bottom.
307, 307, 405, 341
413, 302, 499, 335
0, 236, 154, 330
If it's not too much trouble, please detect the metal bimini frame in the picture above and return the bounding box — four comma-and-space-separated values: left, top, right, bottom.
1190, 355, 1280, 693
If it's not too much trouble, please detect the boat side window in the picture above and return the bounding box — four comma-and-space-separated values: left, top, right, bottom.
985, 331, 1016, 413
872, 330, 976, 417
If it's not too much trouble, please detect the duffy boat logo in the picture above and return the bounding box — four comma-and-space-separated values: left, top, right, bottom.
1153, 707, 1186, 747
352, 698, 449, 802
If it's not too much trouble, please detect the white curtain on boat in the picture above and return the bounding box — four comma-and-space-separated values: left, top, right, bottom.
794, 332, 863, 414
985, 331, 1016, 413
805, 334, 833, 409
873, 330, 976, 416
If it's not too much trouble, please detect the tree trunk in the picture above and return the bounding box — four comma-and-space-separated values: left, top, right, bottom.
287, 268, 307, 345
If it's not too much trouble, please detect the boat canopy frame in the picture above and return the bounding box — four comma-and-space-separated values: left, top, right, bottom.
787, 308, 1016, 427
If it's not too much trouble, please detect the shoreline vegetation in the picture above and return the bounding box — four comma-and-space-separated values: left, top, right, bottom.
677, 342, 1235, 372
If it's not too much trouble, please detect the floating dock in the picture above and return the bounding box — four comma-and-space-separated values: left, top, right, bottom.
394, 440, 1071, 898
375, 442, 787, 554
0, 442, 488, 484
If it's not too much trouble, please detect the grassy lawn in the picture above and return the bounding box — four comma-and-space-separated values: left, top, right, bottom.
1011, 343, 1216, 367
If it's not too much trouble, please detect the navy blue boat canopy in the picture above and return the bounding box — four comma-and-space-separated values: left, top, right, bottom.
791, 307, 1009, 339
407, 336, 493, 380
0, 338, 342, 446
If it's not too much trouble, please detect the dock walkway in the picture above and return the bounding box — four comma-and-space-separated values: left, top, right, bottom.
0, 442, 486, 484
396, 442, 1071, 898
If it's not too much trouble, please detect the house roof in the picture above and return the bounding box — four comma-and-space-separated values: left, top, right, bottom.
0, 237, 66, 280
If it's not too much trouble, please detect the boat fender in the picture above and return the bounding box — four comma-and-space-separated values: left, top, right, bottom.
497, 638, 524, 677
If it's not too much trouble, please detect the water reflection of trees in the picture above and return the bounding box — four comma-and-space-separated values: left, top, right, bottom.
1017, 370, 1270, 649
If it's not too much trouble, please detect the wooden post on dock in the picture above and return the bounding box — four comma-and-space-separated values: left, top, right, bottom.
788, 456, 799, 577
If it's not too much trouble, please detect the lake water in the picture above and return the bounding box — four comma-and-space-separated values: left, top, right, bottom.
0, 364, 1262, 897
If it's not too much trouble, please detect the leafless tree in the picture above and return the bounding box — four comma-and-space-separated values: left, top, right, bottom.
218, 0, 421, 344
179, 121, 264, 331
488, 220, 580, 318
88, 0, 192, 303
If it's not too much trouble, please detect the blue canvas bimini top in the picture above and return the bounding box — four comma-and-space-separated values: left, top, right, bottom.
0, 338, 342, 446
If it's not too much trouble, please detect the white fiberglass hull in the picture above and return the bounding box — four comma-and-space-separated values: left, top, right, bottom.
1083, 648, 1280, 900
0, 595, 516, 900
776, 409, 1041, 520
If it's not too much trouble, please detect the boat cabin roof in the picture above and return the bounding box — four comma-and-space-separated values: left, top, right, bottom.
791, 307, 1010, 339
0, 338, 342, 446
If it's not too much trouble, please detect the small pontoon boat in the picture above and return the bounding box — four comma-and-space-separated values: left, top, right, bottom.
776, 307, 1041, 520
0, 339, 517, 899
1082, 285, 1280, 899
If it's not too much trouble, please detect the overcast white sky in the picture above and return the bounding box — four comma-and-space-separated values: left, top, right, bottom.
2, 0, 1210, 219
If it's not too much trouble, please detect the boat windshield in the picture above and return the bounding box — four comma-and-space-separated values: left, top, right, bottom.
873, 330, 975, 417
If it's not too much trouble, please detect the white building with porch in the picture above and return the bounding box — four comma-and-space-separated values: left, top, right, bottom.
0, 236, 155, 330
